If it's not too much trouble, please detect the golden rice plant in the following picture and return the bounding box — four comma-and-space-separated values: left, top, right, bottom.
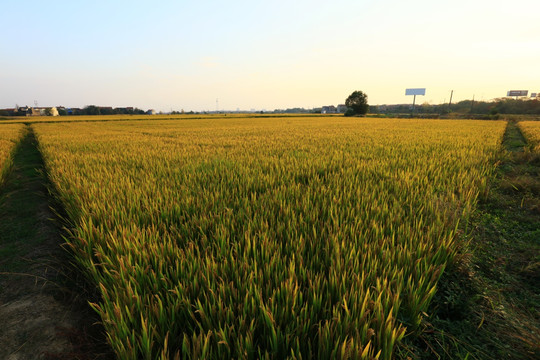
518, 121, 540, 153
34, 117, 505, 359
0, 124, 25, 184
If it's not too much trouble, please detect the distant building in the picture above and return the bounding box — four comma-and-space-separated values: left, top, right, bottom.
14, 106, 29, 115
0, 108, 16, 116
146, 109, 156, 115
337, 104, 348, 113
25, 107, 59, 116
321, 105, 337, 114
27, 107, 42, 116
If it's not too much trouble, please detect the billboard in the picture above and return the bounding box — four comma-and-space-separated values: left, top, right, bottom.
405, 88, 426, 96
507, 90, 528, 97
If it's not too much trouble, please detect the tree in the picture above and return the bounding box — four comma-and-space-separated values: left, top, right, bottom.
345, 90, 369, 115
84, 105, 101, 115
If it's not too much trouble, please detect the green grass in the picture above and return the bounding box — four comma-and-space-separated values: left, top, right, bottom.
400, 121, 540, 359
503, 120, 528, 152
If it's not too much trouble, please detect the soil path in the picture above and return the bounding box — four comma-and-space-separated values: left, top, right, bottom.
0, 125, 111, 360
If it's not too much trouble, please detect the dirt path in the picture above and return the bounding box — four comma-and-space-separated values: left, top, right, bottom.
0, 125, 111, 360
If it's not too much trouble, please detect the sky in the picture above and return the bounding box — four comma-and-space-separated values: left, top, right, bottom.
1, 0, 539, 112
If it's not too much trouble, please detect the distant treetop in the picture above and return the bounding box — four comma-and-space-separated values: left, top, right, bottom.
345, 91, 369, 116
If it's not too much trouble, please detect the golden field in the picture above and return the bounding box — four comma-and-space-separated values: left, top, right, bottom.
32, 117, 506, 359
518, 121, 540, 152
0, 124, 25, 183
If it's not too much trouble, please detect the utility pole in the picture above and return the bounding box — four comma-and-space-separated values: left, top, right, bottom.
470, 95, 475, 113
448, 90, 453, 113
216, 98, 219, 112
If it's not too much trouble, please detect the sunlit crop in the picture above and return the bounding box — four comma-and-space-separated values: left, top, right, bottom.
0, 124, 25, 183
518, 121, 540, 152
34, 117, 505, 359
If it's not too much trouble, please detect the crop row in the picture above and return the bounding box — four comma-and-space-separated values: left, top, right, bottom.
34, 117, 505, 359
518, 121, 540, 152
0, 124, 25, 183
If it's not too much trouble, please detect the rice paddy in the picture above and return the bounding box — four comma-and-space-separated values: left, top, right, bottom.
29, 116, 506, 359
0, 124, 25, 183
518, 121, 540, 152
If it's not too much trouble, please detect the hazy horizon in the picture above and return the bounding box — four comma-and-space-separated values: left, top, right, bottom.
2, 0, 539, 112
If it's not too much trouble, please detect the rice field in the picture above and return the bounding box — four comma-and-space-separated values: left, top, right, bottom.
0, 113, 310, 124
518, 121, 540, 152
33, 117, 506, 359
0, 124, 25, 183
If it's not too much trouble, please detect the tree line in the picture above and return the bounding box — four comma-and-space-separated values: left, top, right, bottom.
68, 106, 147, 116
0, 105, 148, 117
373, 98, 540, 116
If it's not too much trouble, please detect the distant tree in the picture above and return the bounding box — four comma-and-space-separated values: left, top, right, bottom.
84, 105, 101, 115
345, 91, 369, 115
100, 107, 114, 115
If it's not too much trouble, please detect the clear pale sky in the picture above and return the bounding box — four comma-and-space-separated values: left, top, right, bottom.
2, 0, 539, 112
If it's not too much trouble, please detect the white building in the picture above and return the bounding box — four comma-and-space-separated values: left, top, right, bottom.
321, 105, 337, 114
337, 104, 348, 113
